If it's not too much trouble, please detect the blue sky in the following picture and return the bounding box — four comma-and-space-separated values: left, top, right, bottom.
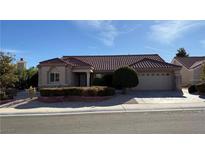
1, 20, 205, 68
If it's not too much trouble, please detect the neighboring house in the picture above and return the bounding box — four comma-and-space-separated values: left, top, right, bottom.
172, 56, 205, 86
38, 54, 182, 90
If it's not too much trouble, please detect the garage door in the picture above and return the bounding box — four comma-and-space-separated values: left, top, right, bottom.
135, 72, 175, 90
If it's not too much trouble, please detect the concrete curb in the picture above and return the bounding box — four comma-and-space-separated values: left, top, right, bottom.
1, 106, 205, 117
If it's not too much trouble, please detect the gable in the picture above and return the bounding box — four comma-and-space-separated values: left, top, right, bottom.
175, 57, 205, 69
130, 58, 181, 70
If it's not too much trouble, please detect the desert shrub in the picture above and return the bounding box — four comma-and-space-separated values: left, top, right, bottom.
188, 85, 198, 94
196, 83, 205, 93
40, 86, 115, 97
113, 66, 139, 89
92, 78, 104, 86
27, 86, 36, 98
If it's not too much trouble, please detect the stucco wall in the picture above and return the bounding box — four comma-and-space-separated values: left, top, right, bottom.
192, 65, 202, 84
172, 59, 192, 86
38, 65, 73, 87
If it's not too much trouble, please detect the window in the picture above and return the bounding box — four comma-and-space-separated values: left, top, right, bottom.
96, 74, 103, 78
50, 73, 60, 83
166, 73, 170, 76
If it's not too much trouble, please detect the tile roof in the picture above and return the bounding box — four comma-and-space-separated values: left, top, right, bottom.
39, 58, 68, 65
39, 54, 181, 71
63, 54, 166, 71
175, 56, 205, 69
62, 57, 91, 67
130, 58, 181, 70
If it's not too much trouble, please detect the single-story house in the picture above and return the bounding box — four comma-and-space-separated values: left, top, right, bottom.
38, 54, 182, 90
172, 56, 205, 86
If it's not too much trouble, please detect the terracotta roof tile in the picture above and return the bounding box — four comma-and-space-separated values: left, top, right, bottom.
64, 54, 166, 71
39, 54, 181, 71
39, 58, 69, 65
62, 57, 91, 67
175, 56, 205, 69
130, 58, 181, 70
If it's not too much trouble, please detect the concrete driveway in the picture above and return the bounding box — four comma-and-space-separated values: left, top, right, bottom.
133, 88, 205, 104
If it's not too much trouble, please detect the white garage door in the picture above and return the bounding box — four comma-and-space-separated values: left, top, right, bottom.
135, 72, 175, 90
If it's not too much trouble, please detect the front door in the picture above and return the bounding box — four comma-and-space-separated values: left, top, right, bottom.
79, 73, 86, 86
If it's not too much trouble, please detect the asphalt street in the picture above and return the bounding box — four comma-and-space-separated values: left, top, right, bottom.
1, 110, 205, 133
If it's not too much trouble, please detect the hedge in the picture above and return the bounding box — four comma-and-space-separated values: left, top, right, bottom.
40, 86, 115, 97
196, 83, 205, 93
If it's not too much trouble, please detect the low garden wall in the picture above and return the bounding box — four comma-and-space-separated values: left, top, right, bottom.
38, 86, 115, 103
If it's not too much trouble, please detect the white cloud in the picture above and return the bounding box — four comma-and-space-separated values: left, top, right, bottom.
75, 20, 118, 46
149, 21, 204, 44
1, 48, 22, 53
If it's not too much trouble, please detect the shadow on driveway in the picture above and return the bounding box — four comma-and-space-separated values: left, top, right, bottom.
14, 90, 186, 109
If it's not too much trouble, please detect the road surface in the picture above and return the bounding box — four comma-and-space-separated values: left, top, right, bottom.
1, 110, 205, 133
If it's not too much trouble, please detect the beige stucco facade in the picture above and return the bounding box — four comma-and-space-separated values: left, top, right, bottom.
172, 58, 203, 86
38, 65, 93, 88
38, 64, 181, 90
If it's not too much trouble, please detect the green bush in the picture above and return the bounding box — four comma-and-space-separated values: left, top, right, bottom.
97, 87, 115, 96
40, 88, 64, 96
92, 74, 114, 87
0, 91, 8, 100
64, 87, 83, 96
5, 88, 17, 99
40, 86, 115, 97
102, 74, 113, 87
83, 88, 98, 96
92, 78, 104, 86
188, 85, 198, 94
113, 66, 139, 89
196, 83, 205, 93
27, 72, 38, 88
0, 88, 17, 100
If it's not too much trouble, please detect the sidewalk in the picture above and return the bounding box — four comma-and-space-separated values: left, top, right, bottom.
1, 100, 205, 116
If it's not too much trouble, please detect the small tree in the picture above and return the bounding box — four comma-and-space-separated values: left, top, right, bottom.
26, 67, 38, 88
113, 66, 138, 93
200, 63, 205, 82
17, 68, 28, 89
0, 52, 18, 91
176, 48, 189, 57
